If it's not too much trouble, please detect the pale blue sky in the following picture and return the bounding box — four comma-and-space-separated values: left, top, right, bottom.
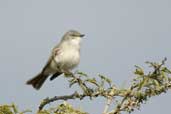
0, 0, 171, 114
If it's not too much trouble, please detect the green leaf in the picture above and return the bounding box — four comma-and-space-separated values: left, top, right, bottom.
76, 71, 88, 77
11, 103, 18, 113
69, 79, 77, 87
134, 65, 144, 75
161, 67, 171, 74
84, 78, 99, 87
98, 74, 112, 86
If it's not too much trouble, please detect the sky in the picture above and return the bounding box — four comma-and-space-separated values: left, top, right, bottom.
0, 0, 171, 114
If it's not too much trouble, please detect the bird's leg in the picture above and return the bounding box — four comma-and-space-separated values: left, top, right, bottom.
62, 69, 74, 78
63, 70, 92, 96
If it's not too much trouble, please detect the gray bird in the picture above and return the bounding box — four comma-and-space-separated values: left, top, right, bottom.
26, 30, 84, 90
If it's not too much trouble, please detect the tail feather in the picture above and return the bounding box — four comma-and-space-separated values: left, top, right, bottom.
50, 72, 62, 81
26, 73, 48, 90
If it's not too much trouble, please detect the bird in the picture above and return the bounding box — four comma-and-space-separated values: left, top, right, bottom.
26, 30, 84, 90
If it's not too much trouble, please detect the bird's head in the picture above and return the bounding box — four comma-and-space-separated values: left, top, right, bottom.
61, 30, 85, 45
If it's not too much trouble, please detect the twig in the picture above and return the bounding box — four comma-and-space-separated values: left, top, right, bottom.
69, 73, 91, 94
103, 97, 113, 114
39, 92, 81, 110
39, 87, 126, 111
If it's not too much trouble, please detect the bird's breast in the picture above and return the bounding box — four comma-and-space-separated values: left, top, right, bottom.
54, 48, 80, 70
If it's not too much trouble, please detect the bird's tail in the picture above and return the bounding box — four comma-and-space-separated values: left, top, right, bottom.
26, 72, 48, 90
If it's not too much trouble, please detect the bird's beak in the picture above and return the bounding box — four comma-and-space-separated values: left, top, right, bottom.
80, 34, 85, 37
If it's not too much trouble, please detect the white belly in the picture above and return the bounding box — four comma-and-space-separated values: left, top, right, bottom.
54, 49, 80, 70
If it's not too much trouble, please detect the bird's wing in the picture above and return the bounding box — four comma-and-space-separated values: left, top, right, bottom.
42, 56, 53, 73
42, 47, 61, 73
52, 47, 61, 58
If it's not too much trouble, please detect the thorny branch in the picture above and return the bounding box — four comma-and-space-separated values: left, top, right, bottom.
39, 58, 171, 114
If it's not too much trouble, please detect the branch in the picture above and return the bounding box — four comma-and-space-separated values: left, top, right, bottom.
108, 58, 171, 114
39, 85, 125, 111
39, 92, 84, 110
38, 58, 171, 114
103, 97, 113, 114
